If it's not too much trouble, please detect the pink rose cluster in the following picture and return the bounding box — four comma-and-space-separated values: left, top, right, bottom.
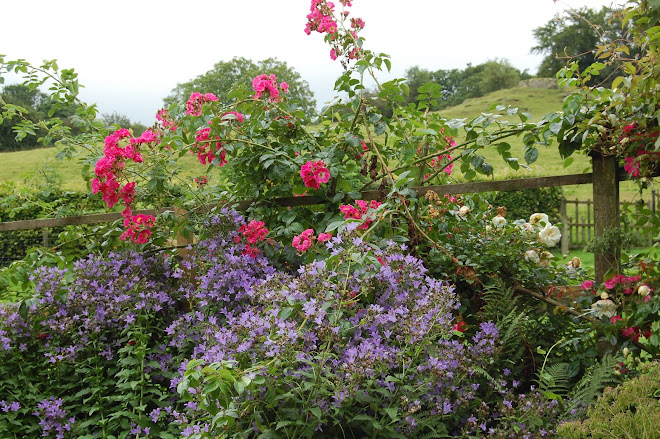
619, 123, 660, 178
92, 128, 157, 244
233, 220, 269, 258
305, 0, 339, 36
603, 274, 643, 294
186, 92, 219, 116
193, 128, 226, 167
121, 213, 156, 244
156, 108, 177, 131
292, 229, 333, 252
194, 176, 209, 187
300, 160, 331, 189
305, 0, 365, 61
252, 74, 289, 102
339, 199, 382, 229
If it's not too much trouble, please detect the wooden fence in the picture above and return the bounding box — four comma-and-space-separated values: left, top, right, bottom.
0, 156, 643, 281
561, 190, 657, 250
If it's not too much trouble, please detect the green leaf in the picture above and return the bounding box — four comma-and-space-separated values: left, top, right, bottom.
524, 148, 539, 165
471, 155, 485, 169
310, 407, 322, 418
383, 407, 399, 420
374, 122, 387, 136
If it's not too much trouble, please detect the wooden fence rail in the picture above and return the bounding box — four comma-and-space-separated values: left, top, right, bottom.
0, 172, 596, 232
0, 166, 643, 280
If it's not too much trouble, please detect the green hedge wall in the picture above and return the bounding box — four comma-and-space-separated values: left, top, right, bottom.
490, 186, 563, 224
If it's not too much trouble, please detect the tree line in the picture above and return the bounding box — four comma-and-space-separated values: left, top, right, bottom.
0, 6, 624, 152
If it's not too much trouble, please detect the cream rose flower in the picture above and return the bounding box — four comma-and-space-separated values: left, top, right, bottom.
524, 249, 540, 264
638, 284, 651, 297
592, 299, 617, 318
529, 213, 549, 226
458, 206, 470, 216
492, 215, 507, 228
538, 223, 561, 247
539, 251, 554, 267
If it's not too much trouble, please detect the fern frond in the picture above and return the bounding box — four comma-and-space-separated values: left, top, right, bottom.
563, 354, 621, 417
537, 362, 577, 400
479, 279, 518, 321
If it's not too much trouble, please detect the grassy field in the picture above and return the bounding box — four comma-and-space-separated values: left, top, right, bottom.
438, 87, 649, 203
0, 86, 653, 204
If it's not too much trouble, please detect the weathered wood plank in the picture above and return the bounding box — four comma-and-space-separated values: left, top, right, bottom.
0, 172, 597, 232
0, 208, 170, 232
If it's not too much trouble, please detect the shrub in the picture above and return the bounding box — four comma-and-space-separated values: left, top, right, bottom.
556, 361, 660, 438
0, 210, 573, 438
490, 186, 563, 225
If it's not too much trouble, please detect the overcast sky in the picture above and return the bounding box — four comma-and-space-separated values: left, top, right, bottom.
2, 0, 616, 124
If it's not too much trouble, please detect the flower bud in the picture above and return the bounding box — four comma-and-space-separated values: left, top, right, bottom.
600, 292, 609, 300
638, 284, 651, 297
623, 347, 629, 357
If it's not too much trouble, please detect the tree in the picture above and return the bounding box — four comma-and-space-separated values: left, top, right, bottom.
478, 59, 521, 95
0, 84, 46, 151
101, 111, 147, 136
164, 57, 317, 117
403, 59, 524, 111
531, 6, 628, 86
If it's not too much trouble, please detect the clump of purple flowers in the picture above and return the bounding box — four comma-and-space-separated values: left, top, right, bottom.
33, 397, 74, 439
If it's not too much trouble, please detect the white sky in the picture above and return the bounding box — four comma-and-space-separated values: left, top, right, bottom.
1, 0, 616, 124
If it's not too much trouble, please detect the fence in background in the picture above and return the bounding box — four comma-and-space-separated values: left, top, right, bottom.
561, 190, 657, 250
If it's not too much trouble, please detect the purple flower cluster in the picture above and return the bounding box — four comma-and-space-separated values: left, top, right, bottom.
33, 397, 74, 439
0, 400, 20, 412
0, 208, 570, 436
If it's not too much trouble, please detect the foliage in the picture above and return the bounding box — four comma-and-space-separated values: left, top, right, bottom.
0, 183, 105, 268
556, 361, 660, 438
0, 211, 573, 438
399, 59, 528, 113
1, 0, 660, 437
102, 111, 147, 137
545, 0, 660, 358
531, 6, 628, 87
490, 186, 563, 225
163, 57, 317, 118
0, 83, 80, 151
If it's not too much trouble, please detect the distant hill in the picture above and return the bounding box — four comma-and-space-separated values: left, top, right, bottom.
439, 87, 570, 121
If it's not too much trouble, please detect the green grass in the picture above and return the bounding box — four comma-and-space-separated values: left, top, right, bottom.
438, 86, 651, 204
0, 147, 220, 193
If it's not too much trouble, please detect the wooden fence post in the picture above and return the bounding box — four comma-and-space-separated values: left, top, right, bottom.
592, 153, 620, 282
560, 198, 569, 256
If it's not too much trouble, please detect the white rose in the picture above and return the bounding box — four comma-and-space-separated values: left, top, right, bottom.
592, 299, 617, 319
529, 213, 549, 226
638, 284, 651, 297
492, 215, 507, 228
539, 251, 554, 267
485, 225, 492, 233
458, 206, 470, 216
538, 223, 561, 247
600, 292, 609, 300
524, 249, 540, 264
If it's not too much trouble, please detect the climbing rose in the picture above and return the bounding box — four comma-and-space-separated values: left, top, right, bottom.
292, 229, 315, 252
300, 160, 330, 189
186, 92, 219, 116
